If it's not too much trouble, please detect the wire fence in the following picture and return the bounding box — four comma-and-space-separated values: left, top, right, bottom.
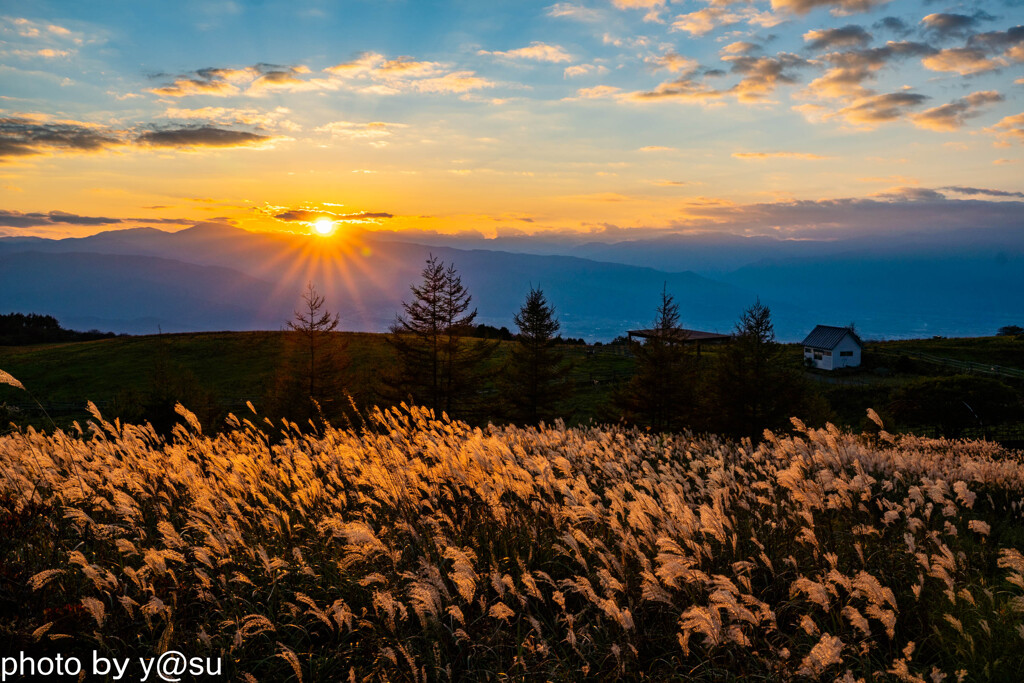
873, 350, 1024, 380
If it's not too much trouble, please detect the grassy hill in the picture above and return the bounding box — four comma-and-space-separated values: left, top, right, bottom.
0, 331, 635, 429
4, 331, 1023, 442
0, 331, 396, 403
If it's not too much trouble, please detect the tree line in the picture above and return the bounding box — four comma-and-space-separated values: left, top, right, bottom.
0, 313, 114, 346
272, 255, 821, 441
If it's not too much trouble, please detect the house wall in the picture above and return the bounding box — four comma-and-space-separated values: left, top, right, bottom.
832, 335, 862, 368
803, 333, 862, 370
804, 346, 834, 370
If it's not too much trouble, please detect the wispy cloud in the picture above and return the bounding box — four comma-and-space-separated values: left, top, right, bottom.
800, 41, 936, 101
325, 53, 494, 94
985, 113, 1024, 145
546, 3, 604, 22
0, 209, 196, 229
942, 185, 1024, 198
733, 151, 831, 160
671, 7, 780, 37
669, 190, 1024, 237
627, 76, 724, 103
826, 91, 929, 127
920, 12, 995, 40
479, 42, 572, 63
612, 0, 663, 8
161, 106, 300, 131
726, 53, 812, 102
911, 91, 1004, 132
135, 126, 275, 148
650, 51, 699, 74
149, 55, 495, 99
149, 66, 261, 97
564, 63, 609, 78
568, 85, 622, 99
770, 0, 891, 17
803, 25, 872, 51
922, 48, 1005, 76
315, 120, 407, 147
267, 206, 393, 225
0, 115, 122, 159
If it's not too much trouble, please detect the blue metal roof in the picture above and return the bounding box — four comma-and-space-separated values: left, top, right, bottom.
801, 325, 862, 350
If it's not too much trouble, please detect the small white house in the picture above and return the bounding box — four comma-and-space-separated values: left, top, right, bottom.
802, 325, 862, 370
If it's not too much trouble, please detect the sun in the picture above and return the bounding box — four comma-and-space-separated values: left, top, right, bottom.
312, 217, 335, 236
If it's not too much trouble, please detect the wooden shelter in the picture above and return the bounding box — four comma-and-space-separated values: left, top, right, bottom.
627, 328, 732, 355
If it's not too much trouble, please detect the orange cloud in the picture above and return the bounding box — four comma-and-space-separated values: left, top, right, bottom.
733, 151, 830, 160
986, 113, 1024, 144
672, 8, 748, 36
270, 207, 393, 224
804, 25, 873, 51
571, 85, 622, 99
725, 53, 811, 102
920, 13, 987, 39
325, 53, 492, 94
563, 63, 608, 78
771, 0, 890, 16
479, 42, 572, 63
612, 0, 664, 8
672, 8, 728, 36
650, 51, 699, 74
721, 41, 759, 56
827, 91, 928, 127
627, 76, 724, 102
412, 71, 495, 94
149, 66, 261, 97
922, 48, 1005, 75
911, 91, 1004, 132
800, 42, 936, 102
315, 120, 407, 146
162, 106, 300, 131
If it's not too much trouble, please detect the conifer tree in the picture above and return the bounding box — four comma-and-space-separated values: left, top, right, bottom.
618, 285, 697, 432
713, 299, 805, 440
506, 286, 570, 424
387, 256, 497, 418
270, 282, 348, 424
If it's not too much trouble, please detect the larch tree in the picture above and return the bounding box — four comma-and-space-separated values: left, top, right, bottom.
271, 282, 348, 424
506, 286, 571, 424
618, 285, 697, 433
713, 298, 806, 440
386, 255, 497, 418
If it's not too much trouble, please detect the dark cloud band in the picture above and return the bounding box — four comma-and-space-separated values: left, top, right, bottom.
136, 126, 271, 148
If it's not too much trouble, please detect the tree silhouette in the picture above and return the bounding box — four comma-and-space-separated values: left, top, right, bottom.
617, 285, 697, 432
288, 282, 341, 399
270, 282, 348, 424
505, 286, 571, 424
713, 299, 805, 440
386, 256, 497, 418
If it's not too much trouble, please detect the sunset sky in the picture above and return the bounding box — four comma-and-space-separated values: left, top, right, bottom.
1, 0, 1022, 241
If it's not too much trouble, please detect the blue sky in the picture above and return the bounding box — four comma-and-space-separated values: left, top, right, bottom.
1, 0, 1022, 240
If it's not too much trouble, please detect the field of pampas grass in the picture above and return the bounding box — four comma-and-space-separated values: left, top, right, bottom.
2, 398, 1024, 681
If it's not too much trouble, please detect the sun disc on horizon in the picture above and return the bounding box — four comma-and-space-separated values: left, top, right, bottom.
313, 217, 335, 236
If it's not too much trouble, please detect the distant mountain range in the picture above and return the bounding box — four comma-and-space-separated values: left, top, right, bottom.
1, 223, 1021, 341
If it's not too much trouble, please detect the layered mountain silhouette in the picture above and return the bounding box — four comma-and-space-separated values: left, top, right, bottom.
0, 224, 762, 339
2, 223, 1021, 340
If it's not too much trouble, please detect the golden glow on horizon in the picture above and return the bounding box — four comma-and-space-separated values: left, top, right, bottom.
313, 217, 336, 236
